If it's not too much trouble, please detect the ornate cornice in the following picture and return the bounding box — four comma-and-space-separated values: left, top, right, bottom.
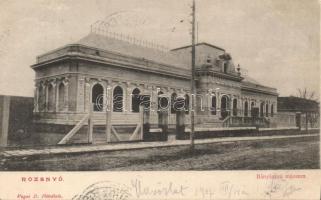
196, 69, 243, 82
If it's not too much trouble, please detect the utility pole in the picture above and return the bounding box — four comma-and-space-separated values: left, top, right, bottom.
190, 0, 196, 150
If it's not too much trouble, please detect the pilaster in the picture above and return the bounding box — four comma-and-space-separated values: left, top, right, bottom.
76, 76, 85, 113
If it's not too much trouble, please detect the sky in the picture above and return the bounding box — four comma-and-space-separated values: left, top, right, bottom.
0, 0, 319, 99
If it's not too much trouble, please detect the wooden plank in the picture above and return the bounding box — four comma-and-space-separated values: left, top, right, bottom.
111, 125, 121, 141
139, 105, 144, 140
129, 124, 141, 141
58, 114, 89, 144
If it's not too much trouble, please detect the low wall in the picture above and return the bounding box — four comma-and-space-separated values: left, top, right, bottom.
144, 128, 168, 141
258, 127, 301, 136
32, 123, 74, 134
176, 127, 318, 140
270, 112, 296, 128
271, 111, 320, 129
300, 114, 320, 129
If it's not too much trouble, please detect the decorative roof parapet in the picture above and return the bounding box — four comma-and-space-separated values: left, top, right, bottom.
241, 81, 278, 96
32, 44, 191, 80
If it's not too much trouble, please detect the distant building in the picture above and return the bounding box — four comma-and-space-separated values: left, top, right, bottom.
31, 32, 278, 127
278, 96, 319, 113
278, 96, 320, 128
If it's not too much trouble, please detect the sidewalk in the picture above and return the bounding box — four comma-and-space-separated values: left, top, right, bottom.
0, 134, 318, 158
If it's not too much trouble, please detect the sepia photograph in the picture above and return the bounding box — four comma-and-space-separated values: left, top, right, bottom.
0, 0, 319, 174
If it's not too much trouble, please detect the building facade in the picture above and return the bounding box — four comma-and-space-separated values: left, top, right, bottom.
31, 33, 278, 127
277, 96, 320, 128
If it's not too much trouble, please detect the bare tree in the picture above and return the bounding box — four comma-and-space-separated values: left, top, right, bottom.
296, 87, 317, 101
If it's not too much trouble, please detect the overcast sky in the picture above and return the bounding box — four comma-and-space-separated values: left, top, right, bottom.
0, 0, 319, 99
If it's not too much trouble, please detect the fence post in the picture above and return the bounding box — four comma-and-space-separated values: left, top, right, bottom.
141, 105, 150, 140
87, 103, 93, 143
0, 96, 10, 147
158, 110, 168, 141
176, 110, 185, 139
295, 112, 301, 130
305, 112, 308, 133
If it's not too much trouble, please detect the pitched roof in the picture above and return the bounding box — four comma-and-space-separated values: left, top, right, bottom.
278, 96, 319, 112
77, 33, 186, 68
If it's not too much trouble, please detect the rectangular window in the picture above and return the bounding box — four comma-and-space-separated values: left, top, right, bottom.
223, 62, 228, 73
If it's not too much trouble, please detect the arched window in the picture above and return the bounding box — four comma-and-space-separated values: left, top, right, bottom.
174, 96, 185, 112
211, 95, 216, 115
233, 99, 237, 116
58, 83, 65, 111
266, 104, 269, 117
158, 91, 169, 111
171, 93, 177, 114
271, 104, 274, 117
221, 95, 229, 119
185, 94, 190, 114
244, 101, 249, 117
38, 85, 45, 111
113, 86, 123, 112
140, 95, 151, 110
47, 84, 55, 111
92, 83, 104, 112
260, 102, 264, 117
131, 88, 140, 113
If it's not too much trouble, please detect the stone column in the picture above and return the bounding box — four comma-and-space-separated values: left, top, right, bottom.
64, 80, 69, 112
55, 80, 60, 112
45, 83, 49, 112
121, 83, 127, 113
150, 86, 158, 124
106, 82, 112, 112
102, 80, 108, 112
176, 110, 185, 140
126, 84, 132, 113
238, 97, 241, 116
206, 90, 211, 116
38, 83, 44, 112
240, 98, 244, 116
52, 82, 57, 112
76, 77, 85, 113
84, 78, 90, 113
34, 84, 39, 112
158, 110, 168, 141
230, 95, 233, 116
216, 92, 220, 117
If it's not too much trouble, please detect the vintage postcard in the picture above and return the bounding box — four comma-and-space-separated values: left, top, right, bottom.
0, 0, 320, 199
